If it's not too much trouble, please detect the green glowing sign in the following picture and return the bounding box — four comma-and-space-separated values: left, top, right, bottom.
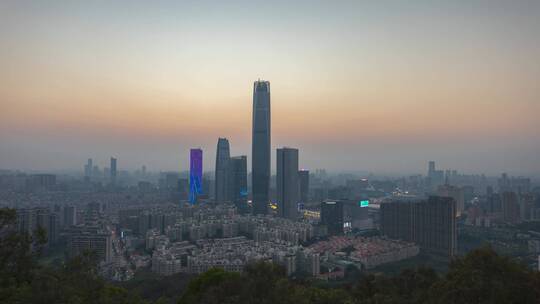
359, 200, 369, 207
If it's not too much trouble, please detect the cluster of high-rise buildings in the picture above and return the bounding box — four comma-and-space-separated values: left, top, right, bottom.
0, 173, 56, 191
5, 79, 540, 279
212, 138, 248, 212
380, 196, 457, 258
84, 157, 118, 185
426, 162, 539, 226
183, 80, 307, 221
15, 202, 114, 264
16, 207, 59, 245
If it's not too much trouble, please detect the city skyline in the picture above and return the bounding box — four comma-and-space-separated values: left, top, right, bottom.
2, 2, 540, 303
1, 1, 539, 176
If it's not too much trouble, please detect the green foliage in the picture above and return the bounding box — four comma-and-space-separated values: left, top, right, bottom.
431, 246, 540, 304
351, 267, 439, 304
0, 208, 45, 302
178, 261, 352, 304
117, 270, 193, 303
0, 208, 147, 304
179, 268, 244, 304
178, 246, 540, 304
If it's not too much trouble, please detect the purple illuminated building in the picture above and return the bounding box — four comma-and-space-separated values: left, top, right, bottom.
189, 148, 203, 204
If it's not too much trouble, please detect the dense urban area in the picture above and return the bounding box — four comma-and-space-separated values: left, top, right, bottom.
2, 78, 540, 303
2, 1, 540, 302
1, 155, 540, 303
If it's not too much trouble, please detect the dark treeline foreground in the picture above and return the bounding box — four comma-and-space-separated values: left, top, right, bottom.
1, 208, 539, 304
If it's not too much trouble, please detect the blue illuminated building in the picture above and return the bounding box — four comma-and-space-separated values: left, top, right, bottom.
189, 148, 203, 204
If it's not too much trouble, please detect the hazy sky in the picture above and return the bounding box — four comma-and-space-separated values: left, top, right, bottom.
1, 1, 539, 176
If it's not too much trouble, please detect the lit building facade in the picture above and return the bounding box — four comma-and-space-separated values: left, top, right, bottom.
189, 148, 203, 204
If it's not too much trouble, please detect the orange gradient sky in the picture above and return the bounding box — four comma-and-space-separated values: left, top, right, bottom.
1, 1, 539, 175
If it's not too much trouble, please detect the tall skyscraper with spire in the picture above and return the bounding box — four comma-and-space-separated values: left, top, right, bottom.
214, 138, 230, 203
252, 80, 271, 215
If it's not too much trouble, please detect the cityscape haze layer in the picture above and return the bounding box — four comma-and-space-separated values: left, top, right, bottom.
1, 2, 540, 304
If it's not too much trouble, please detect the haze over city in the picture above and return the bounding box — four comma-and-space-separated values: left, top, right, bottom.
1, 1, 539, 175
3, 2, 540, 304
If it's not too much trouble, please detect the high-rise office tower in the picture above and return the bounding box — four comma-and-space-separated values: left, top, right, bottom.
427, 161, 444, 187
519, 193, 536, 221
498, 173, 531, 194
48, 213, 59, 244
189, 148, 203, 204
229, 156, 248, 213
299, 169, 310, 204
381, 196, 457, 258
252, 80, 271, 215
110, 157, 117, 184
68, 231, 112, 263
84, 158, 93, 180
321, 200, 344, 235
414, 196, 457, 257
93, 165, 100, 179
28, 174, 56, 190
16, 208, 58, 245
277, 147, 300, 220
502, 191, 520, 223
16, 208, 36, 235
486, 186, 500, 213
214, 138, 231, 203
498, 173, 510, 192
428, 161, 435, 176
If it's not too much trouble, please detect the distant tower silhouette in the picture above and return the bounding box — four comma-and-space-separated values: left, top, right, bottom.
110, 157, 117, 185
214, 138, 230, 203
